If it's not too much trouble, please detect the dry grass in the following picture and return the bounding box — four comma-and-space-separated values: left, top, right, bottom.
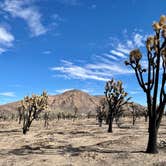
0, 117, 166, 166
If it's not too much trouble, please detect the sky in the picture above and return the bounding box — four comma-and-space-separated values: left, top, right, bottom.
0, 0, 165, 105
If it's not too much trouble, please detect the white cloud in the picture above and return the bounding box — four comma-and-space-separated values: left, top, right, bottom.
51, 57, 133, 82
1, 0, 47, 36
102, 53, 118, 60
127, 40, 134, 48
110, 50, 126, 58
51, 65, 109, 81
0, 26, 14, 54
0, 92, 16, 97
117, 44, 130, 54
134, 33, 144, 47
0, 48, 6, 54
109, 31, 146, 57
0, 27, 14, 45
50, 30, 145, 82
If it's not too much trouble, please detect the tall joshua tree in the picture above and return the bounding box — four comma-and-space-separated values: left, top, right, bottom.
19, 91, 48, 134
125, 15, 166, 153
105, 79, 130, 132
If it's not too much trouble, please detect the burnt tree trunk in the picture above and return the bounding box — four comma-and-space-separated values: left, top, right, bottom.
132, 114, 136, 126
108, 113, 113, 133
146, 116, 158, 153
108, 118, 113, 132
145, 114, 148, 122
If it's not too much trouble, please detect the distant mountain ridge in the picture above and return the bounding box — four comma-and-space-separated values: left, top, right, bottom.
0, 89, 146, 116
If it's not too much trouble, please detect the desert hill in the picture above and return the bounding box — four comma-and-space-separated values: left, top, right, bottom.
0, 89, 146, 117
48, 89, 99, 114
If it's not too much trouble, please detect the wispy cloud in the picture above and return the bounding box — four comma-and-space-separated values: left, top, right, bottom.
117, 44, 130, 54
0, 26, 14, 54
102, 53, 118, 61
0, 26, 14, 45
110, 50, 126, 58
0, 92, 16, 97
134, 33, 144, 47
1, 0, 47, 36
50, 30, 145, 82
43, 50, 52, 55
109, 30, 146, 57
51, 57, 133, 82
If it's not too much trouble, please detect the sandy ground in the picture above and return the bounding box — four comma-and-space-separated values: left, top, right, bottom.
0, 117, 166, 166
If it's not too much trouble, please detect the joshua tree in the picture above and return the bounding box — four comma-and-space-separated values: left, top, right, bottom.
73, 106, 78, 121
18, 105, 24, 124
44, 112, 49, 128
105, 79, 130, 132
96, 105, 104, 127
87, 111, 92, 119
125, 15, 166, 153
143, 108, 148, 122
130, 103, 140, 126
19, 91, 48, 134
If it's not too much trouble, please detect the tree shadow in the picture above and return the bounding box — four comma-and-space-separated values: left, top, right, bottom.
0, 129, 20, 134
0, 140, 145, 156
69, 131, 94, 137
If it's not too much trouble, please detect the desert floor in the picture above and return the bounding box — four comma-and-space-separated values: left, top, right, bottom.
0, 117, 166, 166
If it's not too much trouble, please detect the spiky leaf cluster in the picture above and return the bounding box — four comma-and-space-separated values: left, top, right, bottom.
105, 79, 130, 117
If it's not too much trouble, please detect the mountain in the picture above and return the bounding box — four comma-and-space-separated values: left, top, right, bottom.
0, 89, 146, 117
0, 89, 100, 117
48, 89, 99, 114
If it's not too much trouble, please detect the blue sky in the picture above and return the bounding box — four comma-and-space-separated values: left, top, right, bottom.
0, 0, 165, 105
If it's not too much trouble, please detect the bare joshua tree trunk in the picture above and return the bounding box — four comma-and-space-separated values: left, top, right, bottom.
146, 117, 158, 153
108, 113, 113, 132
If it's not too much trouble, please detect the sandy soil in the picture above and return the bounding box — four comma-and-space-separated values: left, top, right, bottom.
0, 117, 166, 166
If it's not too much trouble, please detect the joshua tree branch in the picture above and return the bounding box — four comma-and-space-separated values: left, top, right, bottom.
135, 68, 147, 92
